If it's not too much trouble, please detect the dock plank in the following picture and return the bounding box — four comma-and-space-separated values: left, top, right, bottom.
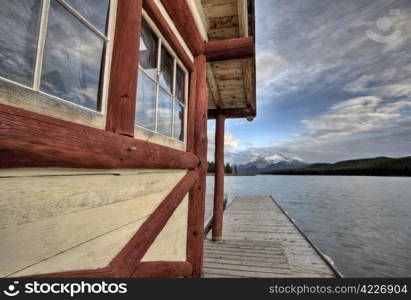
204, 196, 339, 278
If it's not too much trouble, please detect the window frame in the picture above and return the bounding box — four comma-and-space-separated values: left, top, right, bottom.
0, 0, 115, 115
136, 11, 189, 144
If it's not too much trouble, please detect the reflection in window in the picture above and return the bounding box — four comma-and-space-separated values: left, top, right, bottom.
174, 101, 184, 141
159, 47, 173, 93
41, 0, 105, 111
0, 0, 41, 86
157, 88, 173, 137
140, 20, 158, 78
65, 0, 110, 34
0, 0, 111, 112
136, 18, 187, 142
175, 65, 186, 102
136, 72, 156, 130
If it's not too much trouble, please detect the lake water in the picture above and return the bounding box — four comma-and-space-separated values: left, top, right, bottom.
206, 175, 411, 277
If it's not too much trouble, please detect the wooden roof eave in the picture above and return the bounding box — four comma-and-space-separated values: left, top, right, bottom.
202, 0, 256, 120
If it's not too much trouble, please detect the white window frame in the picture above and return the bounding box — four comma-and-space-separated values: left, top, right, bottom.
136, 11, 189, 143
0, 0, 116, 115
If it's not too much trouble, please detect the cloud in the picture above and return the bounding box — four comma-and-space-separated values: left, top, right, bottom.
299, 96, 411, 139
226, 95, 411, 163
255, 0, 411, 104
207, 130, 255, 163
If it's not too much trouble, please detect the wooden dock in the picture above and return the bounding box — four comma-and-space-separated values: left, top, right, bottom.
204, 196, 340, 278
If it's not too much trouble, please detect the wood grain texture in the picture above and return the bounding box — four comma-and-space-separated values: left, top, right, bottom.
1, 170, 186, 277
186, 55, 208, 277
208, 107, 255, 119
186, 66, 197, 154
143, 0, 194, 71
204, 197, 338, 278
15, 171, 197, 278
110, 171, 198, 277
212, 113, 225, 241
142, 196, 188, 261
0, 170, 185, 229
206, 64, 221, 108
204, 37, 254, 62
132, 261, 193, 278
160, 0, 204, 55
106, 0, 143, 136
0, 104, 198, 169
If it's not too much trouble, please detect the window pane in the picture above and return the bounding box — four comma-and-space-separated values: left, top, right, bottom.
0, 0, 41, 86
41, 0, 105, 111
159, 47, 173, 93
136, 71, 156, 130
157, 88, 173, 137
174, 101, 184, 141
65, 0, 110, 34
175, 65, 186, 102
140, 20, 158, 78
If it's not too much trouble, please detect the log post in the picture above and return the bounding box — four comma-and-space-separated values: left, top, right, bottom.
187, 55, 208, 277
106, 0, 143, 136
212, 113, 225, 241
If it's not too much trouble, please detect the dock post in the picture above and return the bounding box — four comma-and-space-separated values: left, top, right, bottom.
212, 112, 225, 241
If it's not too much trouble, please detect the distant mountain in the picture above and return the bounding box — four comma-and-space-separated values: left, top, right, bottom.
263, 156, 411, 177
237, 154, 308, 175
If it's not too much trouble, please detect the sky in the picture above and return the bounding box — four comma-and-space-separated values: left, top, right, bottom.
208, 0, 411, 164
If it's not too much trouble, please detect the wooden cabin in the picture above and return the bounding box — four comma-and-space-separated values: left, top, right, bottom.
0, 0, 256, 278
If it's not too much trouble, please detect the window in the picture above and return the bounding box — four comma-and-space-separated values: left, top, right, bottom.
0, 0, 111, 112
136, 18, 188, 142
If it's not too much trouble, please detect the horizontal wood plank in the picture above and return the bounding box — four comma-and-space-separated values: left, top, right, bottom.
204, 196, 339, 278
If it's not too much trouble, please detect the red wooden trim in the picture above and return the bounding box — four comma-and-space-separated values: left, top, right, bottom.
143, 0, 194, 72
110, 171, 198, 277
204, 37, 255, 62
212, 113, 225, 241
208, 107, 256, 119
132, 261, 192, 278
160, 0, 204, 56
106, 0, 143, 136
186, 68, 198, 154
0, 104, 199, 170
186, 55, 208, 277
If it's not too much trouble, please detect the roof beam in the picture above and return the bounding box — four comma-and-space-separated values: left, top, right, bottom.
204, 36, 254, 62
238, 0, 249, 37
160, 0, 205, 56
208, 107, 256, 120
206, 64, 222, 108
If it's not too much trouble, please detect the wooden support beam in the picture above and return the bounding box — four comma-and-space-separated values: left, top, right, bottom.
187, 67, 198, 154
187, 55, 208, 277
212, 113, 225, 242
238, 0, 249, 38
132, 261, 193, 278
243, 58, 256, 110
143, 0, 194, 71
106, 0, 143, 136
206, 64, 222, 108
160, 0, 204, 55
204, 37, 254, 62
208, 107, 256, 119
111, 170, 198, 277
0, 104, 199, 170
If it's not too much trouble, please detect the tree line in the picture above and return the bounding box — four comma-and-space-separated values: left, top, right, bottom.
207, 161, 238, 174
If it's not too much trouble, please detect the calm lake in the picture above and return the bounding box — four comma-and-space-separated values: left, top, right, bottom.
206, 175, 411, 277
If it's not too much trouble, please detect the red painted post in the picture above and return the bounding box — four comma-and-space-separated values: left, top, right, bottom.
212, 113, 225, 241
187, 55, 208, 277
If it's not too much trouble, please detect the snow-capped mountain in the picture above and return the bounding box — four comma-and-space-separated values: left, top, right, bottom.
236, 154, 307, 175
